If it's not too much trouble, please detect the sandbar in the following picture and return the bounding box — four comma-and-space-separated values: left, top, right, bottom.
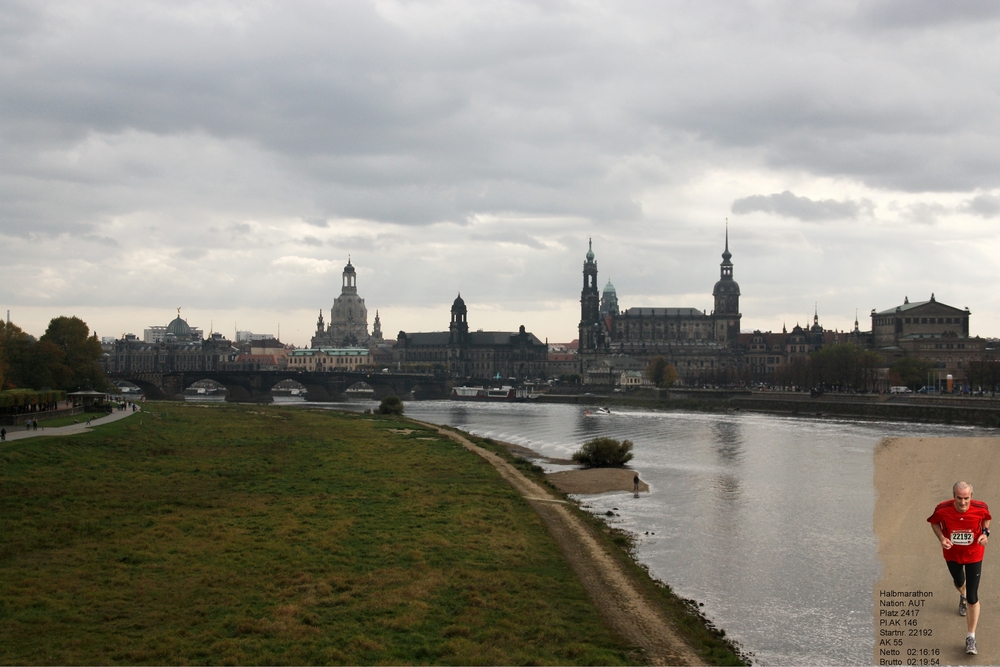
547, 468, 650, 495
489, 438, 647, 495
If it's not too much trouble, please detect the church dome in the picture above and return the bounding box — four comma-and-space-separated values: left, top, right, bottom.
452, 293, 466, 311
166, 316, 192, 337
713, 279, 741, 296
343, 258, 356, 274
603, 280, 616, 295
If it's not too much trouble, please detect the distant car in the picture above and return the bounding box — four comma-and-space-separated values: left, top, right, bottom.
890, 386, 912, 394
917, 386, 937, 394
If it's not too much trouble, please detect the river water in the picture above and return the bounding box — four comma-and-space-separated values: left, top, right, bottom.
322, 399, 991, 665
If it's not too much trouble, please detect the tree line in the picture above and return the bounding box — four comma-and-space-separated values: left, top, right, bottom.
0, 317, 108, 391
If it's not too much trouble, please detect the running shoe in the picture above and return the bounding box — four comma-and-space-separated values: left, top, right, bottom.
960, 595, 968, 616
966, 636, 977, 655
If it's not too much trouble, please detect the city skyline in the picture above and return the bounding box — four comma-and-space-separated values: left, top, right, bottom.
3, 2, 999, 347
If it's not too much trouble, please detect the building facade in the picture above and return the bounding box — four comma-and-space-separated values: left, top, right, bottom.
394, 295, 548, 380
870, 294, 988, 389
312, 258, 383, 348
102, 314, 235, 373
578, 232, 742, 380
287, 347, 373, 372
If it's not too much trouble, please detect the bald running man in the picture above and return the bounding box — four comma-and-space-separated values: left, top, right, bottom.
928, 481, 992, 655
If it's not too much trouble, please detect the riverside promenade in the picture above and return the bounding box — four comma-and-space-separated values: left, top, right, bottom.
1, 407, 140, 442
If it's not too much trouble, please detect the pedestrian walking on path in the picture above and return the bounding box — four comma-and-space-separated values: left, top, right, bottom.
1, 406, 140, 443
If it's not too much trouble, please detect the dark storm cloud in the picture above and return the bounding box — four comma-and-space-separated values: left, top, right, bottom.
731, 191, 870, 222
2, 0, 1000, 239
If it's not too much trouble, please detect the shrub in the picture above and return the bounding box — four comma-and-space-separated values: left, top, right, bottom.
377, 395, 404, 416
571, 437, 634, 468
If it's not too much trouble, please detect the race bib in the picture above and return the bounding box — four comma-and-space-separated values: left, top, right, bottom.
951, 531, 975, 546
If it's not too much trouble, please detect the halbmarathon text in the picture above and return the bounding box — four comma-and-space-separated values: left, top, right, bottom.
877, 590, 940, 665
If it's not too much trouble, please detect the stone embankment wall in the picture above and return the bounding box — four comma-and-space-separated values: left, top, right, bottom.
538, 390, 1000, 427
729, 395, 1000, 427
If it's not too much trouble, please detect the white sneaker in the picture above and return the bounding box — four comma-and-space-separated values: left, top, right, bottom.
966, 636, 977, 655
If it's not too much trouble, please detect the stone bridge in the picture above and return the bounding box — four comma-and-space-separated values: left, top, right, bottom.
109, 370, 450, 402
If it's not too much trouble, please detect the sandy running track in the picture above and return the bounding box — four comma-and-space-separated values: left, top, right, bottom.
429, 423, 703, 666
874, 437, 1000, 665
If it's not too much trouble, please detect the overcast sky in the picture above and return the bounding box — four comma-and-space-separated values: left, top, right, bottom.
3, 0, 1000, 347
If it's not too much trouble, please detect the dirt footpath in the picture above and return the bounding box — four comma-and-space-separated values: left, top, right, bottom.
874, 437, 1000, 665
430, 424, 703, 666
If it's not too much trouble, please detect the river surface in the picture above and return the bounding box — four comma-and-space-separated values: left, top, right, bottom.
323, 399, 991, 665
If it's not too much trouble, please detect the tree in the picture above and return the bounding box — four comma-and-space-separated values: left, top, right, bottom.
0, 320, 36, 389
40, 316, 107, 390
891, 357, 933, 391
809, 343, 884, 392
377, 395, 404, 415
646, 355, 678, 387
0, 317, 109, 391
572, 437, 634, 468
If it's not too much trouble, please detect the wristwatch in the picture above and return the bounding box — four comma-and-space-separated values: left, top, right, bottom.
984, 528, 991, 537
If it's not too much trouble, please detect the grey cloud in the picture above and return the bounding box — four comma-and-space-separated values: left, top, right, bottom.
906, 202, 948, 225
731, 191, 870, 222
2, 0, 999, 236
858, 0, 1000, 29
299, 235, 323, 247
80, 234, 120, 247
176, 247, 208, 260
963, 194, 1000, 218
470, 231, 547, 250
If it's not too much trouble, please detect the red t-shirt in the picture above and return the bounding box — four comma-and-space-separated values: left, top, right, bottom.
927, 499, 992, 564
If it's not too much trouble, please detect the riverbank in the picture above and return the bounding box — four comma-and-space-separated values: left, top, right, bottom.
0, 402, 744, 665
538, 389, 1000, 428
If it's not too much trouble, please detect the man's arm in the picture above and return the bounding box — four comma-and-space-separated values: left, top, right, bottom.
979, 518, 991, 546
932, 522, 953, 549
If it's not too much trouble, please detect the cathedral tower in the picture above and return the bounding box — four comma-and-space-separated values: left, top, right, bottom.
311, 256, 370, 348
579, 239, 604, 356
712, 228, 741, 344
449, 293, 469, 345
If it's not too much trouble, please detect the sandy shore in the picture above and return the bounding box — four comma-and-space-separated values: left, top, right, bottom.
547, 468, 650, 494
489, 438, 647, 495
874, 437, 1000, 665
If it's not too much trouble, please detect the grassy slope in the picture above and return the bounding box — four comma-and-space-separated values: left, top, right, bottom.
0, 404, 634, 665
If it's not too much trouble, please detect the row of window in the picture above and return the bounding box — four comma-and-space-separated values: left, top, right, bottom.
875, 316, 966, 326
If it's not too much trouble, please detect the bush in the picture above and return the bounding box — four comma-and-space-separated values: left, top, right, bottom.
571, 437, 634, 468
377, 395, 404, 416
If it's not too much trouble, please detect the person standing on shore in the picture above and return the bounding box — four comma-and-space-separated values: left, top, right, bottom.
928, 481, 991, 655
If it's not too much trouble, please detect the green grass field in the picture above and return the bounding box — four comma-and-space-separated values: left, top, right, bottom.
0, 403, 638, 665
